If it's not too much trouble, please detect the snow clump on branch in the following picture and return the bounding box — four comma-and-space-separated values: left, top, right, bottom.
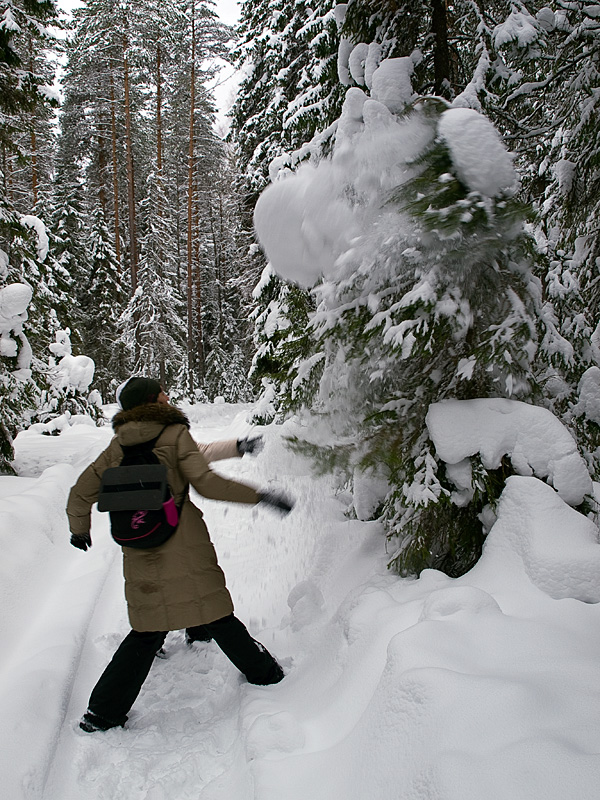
437, 108, 518, 198
49, 329, 95, 394
0, 283, 34, 376
426, 398, 592, 507
254, 56, 518, 288
20, 215, 49, 262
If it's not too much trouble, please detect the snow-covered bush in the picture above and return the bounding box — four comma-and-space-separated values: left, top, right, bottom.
37, 329, 103, 427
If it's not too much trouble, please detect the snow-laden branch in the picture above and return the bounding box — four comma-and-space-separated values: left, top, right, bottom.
426, 398, 592, 506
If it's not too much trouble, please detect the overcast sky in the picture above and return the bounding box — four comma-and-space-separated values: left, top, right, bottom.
59, 0, 240, 24
214, 0, 240, 26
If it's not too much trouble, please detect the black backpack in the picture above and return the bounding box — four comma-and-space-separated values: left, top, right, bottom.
97, 427, 180, 549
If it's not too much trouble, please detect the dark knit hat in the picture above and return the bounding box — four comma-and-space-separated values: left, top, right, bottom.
116, 376, 162, 410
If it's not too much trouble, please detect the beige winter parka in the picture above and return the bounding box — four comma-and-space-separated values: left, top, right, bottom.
66, 403, 260, 631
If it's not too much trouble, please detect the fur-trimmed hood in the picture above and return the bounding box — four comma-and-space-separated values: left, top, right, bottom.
112, 402, 190, 431
112, 403, 190, 448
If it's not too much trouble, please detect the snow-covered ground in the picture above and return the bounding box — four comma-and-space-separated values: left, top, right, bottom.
1, 401, 600, 800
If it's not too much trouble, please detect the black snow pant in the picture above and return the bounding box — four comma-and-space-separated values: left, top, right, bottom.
86, 614, 282, 725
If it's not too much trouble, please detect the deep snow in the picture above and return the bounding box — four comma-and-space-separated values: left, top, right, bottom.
1, 401, 600, 799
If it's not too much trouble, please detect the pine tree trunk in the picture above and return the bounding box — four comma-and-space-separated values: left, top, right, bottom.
30, 126, 38, 208
1, 144, 7, 198
123, 37, 138, 292
187, 10, 197, 391
432, 0, 451, 98
156, 43, 163, 176
109, 73, 122, 266
97, 133, 108, 217
156, 43, 166, 384
28, 41, 38, 208
194, 180, 205, 378
208, 198, 223, 343
217, 195, 223, 343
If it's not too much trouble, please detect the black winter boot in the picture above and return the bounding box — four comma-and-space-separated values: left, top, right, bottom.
247, 658, 285, 685
185, 625, 213, 645
79, 710, 127, 733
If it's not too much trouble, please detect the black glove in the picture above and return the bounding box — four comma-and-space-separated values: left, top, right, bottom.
237, 435, 264, 456
71, 532, 92, 551
258, 490, 294, 515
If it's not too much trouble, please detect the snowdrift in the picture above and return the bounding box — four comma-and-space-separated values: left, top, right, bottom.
0, 404, 599, 800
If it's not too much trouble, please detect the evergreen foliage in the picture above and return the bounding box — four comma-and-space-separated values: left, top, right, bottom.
0, 0, 64, 471
121, 170, 186, 389
231, 0, 346, 419
309, 100, 568, 576
250, 274, 316, 420
467, 2, 600, 473
247, 0, 593, 578
85, 207, 128, 399
51, 0, 252, 399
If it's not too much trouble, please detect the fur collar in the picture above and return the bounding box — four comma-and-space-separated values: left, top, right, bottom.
112, 402, 190, 430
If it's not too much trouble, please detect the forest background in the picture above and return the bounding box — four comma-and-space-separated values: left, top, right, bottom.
2, 0, 600, 578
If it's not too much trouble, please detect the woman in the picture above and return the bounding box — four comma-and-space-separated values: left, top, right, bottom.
67, 376, 292, 733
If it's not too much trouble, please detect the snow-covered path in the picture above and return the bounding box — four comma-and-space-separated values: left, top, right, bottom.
1, 402, 600, 800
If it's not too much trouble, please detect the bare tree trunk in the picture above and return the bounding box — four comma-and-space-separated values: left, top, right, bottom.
194, 259, 204, 379
208, 198, 223, 344
156, 42, 167, 382
1, 144, 7, 197
187, 8, 196, 392
217, 195, 224, 343
123, 36, 138, 292
175, 160, 183, 284
156, 43, 163, 176
29, 41, 38, 208
432, 0, 451, 98
194, 178, 205, 379
109, 72, 122, 266
97, 133, 108, 217
30, 127, 38, 208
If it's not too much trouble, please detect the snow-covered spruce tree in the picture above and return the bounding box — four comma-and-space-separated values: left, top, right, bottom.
231, 0, 345, 420
230, 0, 297, 201
356, 101, 571, 577
0, 260, 39, 473
195, 153, 254, 403
529, 4, 600, 463
472, 3, 600, 474
0, 0, 64, 471
47, 89, 91, 351
340, 0, 517, 102
0, 0, 61, 214
120, 170, 186, 390
254, 52, 571, 577
249, 270, 318, 421
245, 0, 525, 425
84, 207, 129, 399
